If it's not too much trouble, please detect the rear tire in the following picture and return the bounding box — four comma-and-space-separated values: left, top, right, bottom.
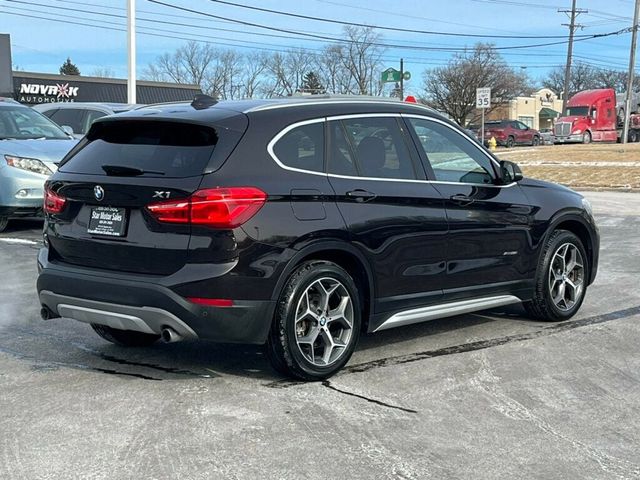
0, 217, 8, 233
91, 324, 160, 347
532, 136, 540, 146
524, 230, 588, 322
266, 260, 361, 381
629, 130, 638, 143
582, 131, 592, 144
506, 136, 515, 148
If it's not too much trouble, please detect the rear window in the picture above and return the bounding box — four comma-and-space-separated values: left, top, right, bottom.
59, 121, 219, 178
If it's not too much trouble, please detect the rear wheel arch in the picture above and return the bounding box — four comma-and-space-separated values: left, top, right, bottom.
273, 241, 374, 333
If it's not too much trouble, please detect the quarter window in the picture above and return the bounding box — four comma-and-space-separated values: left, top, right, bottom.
273, 122, 324, 173
338, 117, 417, 180
408, 118, 495, 185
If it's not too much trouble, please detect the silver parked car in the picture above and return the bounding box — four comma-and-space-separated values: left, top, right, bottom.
0, 99, 77, 232
34, 102, 140, 138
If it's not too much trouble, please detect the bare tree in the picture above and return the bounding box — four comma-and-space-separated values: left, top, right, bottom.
263, 49, 316, 97
206, 49, 244, 99
338, 26, 385, 95
542, 62, 599, 98
317, 44, 348, 94
142, 41, 216, 92
91, 67, 115, 78
241, 52, 268, 98
422, 43, 530, 126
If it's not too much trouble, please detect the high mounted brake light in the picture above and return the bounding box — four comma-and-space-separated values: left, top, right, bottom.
146, 187, 267, 228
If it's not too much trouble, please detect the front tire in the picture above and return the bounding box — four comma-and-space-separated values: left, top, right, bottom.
266, 260, 361, 380
582, 131, 592, 144
91, 324, 160, 347
524, 230, 588, 322
532, 136, 540, 146
506, 136, 515, 148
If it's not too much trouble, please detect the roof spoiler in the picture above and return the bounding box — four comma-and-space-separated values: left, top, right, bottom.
191, 94, 218, 110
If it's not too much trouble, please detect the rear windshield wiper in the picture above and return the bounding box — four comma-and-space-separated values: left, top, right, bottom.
101, 164, 165, 176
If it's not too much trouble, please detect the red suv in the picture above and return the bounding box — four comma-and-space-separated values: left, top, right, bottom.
483, 120, 540, 148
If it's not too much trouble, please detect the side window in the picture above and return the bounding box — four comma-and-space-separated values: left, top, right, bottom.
340, 117, 416, 180
49, 109, 85, 135
408, 118, 495, 185
41, 108, 58, 119
273, 122, 324, 173
83, 110, 107, 134
328, 121, 358, 176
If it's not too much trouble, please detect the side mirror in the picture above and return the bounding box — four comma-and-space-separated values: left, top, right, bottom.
499, 160, 523, 183
61, 125, 74, 136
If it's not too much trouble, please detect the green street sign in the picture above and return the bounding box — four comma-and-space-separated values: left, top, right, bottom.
403, 71, 411, 81
381, 68, 401, 83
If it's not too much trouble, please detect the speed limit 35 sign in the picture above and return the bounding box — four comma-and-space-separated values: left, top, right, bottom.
476, 87, 491, 109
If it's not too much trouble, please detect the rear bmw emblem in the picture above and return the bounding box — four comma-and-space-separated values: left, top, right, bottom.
94, 185, 104, 201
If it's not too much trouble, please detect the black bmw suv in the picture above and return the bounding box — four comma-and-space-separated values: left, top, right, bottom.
37, 95, 599, 380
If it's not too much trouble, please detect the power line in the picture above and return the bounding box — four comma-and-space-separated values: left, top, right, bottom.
205, 0, 593, 39
149, 0, 631, 51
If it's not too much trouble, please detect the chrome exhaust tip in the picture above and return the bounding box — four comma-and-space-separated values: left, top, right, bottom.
161, 327, 183, 343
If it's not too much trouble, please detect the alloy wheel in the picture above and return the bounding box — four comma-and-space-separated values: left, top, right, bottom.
294, 277, 354, 367
548, 243, 585, 311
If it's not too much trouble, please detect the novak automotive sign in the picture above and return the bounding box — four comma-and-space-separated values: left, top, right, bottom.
17, 82, 79, 103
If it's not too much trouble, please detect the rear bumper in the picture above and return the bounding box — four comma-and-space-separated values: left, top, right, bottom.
37, 249, 276, 344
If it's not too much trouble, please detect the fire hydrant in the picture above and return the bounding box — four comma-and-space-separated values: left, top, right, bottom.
488, 136, 497, 151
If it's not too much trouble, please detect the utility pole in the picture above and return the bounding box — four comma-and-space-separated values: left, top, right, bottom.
127, 0, 136, 104
559, 0, 587, 114
623, 0, 640, 144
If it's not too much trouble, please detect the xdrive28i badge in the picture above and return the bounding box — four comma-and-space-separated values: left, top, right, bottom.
94, 185, 105, 201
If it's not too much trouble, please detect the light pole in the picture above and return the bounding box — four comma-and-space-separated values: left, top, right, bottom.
623, 0, 640, 144
127, 0, 136, 104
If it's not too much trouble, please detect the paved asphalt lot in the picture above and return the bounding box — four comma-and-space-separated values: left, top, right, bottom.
1, 191, 639, 480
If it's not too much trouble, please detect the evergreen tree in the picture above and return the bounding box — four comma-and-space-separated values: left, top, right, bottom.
59, 57, 80, 76
301, 71, 325, 94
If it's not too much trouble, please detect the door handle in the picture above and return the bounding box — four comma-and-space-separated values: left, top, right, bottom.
346, 189, 377, 202
450, 193, 474, 206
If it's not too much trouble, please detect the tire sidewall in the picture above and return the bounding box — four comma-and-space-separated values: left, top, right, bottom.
540, 231, 588, 319
279, 262, 361, 379
507, 137, 515, 148
583, 132, 591, 144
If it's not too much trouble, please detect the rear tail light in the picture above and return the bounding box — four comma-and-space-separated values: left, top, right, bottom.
44, 186, 66, 214
146, 187, 267, 228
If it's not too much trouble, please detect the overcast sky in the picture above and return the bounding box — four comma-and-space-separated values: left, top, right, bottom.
0, 0, 637, 95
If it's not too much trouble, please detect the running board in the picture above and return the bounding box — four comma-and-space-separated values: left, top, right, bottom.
374, 295, 521, 332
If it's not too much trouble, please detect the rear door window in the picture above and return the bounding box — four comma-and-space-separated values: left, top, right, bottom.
339, 117, 417, 180
59, 120, 219, 178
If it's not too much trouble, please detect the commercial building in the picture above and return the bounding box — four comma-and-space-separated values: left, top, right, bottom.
12, 71, 201, 105
0, 33, 201, 105
486, 88, 564, 131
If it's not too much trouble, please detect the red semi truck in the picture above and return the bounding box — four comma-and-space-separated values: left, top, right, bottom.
553, 88, 640, 144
